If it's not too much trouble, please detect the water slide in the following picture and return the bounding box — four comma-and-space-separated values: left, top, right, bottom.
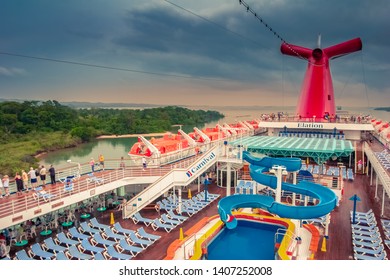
218, 151, 337, 229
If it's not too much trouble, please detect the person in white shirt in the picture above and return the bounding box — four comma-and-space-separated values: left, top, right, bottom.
28, 167, 38, 189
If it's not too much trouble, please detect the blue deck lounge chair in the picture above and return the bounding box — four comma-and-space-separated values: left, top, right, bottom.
354, 250, 387, 260
131, 212, 154, 227
80, 239, 106, 254
137, 227, 161, 242
30, 243, 55, 260
352, 231, 381, 242
56, 232, 79, 247
151, 218, 174, 233
42, 237, 68, 253
15, 249, 34, 260
68, 227, 90, 241
91, 233, 117, 249
79, 221, 101, 236
103, 227, 126, 242
67, 245, 94, 260
106, 245, 133, 260
167, 210, 188, 222
118, 239, 143, 257
94, 251, 109, 260
353, 239, 382, 249
54, 251, 69, 260
87, 173, 105, 185
32, 186, 56, 202
112, 222, 135, 237
161, 214, 181, 226
89, 218, 111, 231
354, 244, 385, 256
128, 231, 153, 248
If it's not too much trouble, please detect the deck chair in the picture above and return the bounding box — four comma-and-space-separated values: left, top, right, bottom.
63, 177, 74, 193
30, 243, 55, 260
55, 232, 79, 247
102, 228, 126, 242
177, 206, 197, 217
89, 218, 111, 231
112, 222, 135, 237
350, 209, 374, 217
54, 251, 69, 260
131, 212, 153, 227
91, 233, 117, 249
354, 250, 387, 260
32, 186, 55, 202
167, 210, 188, 222
67, 245, 94, 260
80, 239, 106, 254
94, 251, 110, 260
79, 221, 101, 236
352, 239, 382, 249
87, 173, 105, 185
42, 237, 68, 253
353, 244, 385, 256
106, 245, 133, 260
351, 223, 378, 231
352, 227, 379, 236
151, 218, 174, 233
15, 249, 34, 260
136, 227, 161, 242
161, 214, 181, 226
68, 227, 90, 241
352, 232, 381, 242
118, 239, 143, 257
127, 231, 153, 248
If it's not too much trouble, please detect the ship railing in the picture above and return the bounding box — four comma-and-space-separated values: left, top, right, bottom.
364, 142, 390, 213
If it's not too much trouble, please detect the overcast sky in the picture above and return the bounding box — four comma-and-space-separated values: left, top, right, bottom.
0, 0, 389, 108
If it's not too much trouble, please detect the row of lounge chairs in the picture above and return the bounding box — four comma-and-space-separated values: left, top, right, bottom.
381, 219, 390, 250
155, 190, 219, 217
234, 180, 255, 195
131, 190, 220, 232
375, 150, 390, 170
14, 218, 160, 260
131, 210, 188, 233
350, 209, 387, 260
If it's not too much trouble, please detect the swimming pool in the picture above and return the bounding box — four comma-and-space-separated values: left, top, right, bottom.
206, 219, 284, 260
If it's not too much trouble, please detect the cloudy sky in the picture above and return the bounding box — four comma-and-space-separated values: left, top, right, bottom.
0, 0, 389, 108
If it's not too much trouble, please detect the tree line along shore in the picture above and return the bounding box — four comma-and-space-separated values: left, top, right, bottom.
0, 100, 224, 176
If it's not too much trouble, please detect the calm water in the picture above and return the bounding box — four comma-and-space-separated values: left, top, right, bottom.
207, 220, 283, 260
39, 106, 390, 168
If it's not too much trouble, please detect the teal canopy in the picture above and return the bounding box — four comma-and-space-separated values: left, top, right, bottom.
229, 136, 354, 164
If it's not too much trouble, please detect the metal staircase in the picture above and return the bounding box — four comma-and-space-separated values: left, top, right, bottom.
122, 146, 220, 219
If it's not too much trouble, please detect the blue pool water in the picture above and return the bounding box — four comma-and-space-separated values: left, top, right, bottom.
207, 220, 284, 260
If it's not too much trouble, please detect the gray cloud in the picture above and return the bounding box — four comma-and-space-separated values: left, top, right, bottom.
0, 0, 388, 105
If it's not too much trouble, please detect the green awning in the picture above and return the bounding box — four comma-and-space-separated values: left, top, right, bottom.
229, 136, 354, 164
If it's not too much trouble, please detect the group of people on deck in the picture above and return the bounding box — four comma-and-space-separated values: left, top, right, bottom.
0, 165, 56, 198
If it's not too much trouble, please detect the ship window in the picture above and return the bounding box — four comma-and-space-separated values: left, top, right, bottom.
328, 95, 331, 101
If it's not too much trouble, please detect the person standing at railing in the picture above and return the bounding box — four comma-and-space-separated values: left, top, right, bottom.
0, 175, 3, 198
21, 170, 28, 192
28, 167, 38, 190
49, 165, 56, 186
99, 154, 105, 171
142, 156, 147, 171
2, 175, 9, 197
39, 165, 47, 186
15, 172, 23, 196
90, 158, 95, 173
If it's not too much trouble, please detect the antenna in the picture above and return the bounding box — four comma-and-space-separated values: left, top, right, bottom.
317, 34, 322, 49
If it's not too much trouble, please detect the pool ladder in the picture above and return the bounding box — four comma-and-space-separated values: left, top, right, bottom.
274, 228, 300, 260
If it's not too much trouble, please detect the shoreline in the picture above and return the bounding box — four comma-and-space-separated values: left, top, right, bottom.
96, 132, 170, 139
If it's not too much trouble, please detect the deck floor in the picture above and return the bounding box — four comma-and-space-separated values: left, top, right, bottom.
6, 138, 390, 260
